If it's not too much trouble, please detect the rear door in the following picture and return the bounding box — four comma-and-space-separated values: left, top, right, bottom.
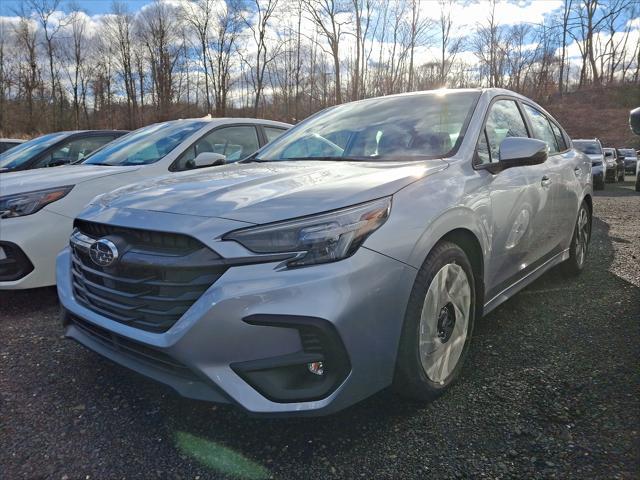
521, 104, 581, 252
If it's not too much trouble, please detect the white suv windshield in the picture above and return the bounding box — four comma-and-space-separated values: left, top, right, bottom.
0, 132, 68, 169
83, 121, 206, 166
573, 141, 602, 155
254, 91, 480, 162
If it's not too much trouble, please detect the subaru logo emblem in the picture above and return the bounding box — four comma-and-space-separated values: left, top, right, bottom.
89, 238, 119, 267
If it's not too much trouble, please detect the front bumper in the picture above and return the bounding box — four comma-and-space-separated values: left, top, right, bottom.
592, 168, 604, 185
0, 210, 73, 289
58, 239, 416, 415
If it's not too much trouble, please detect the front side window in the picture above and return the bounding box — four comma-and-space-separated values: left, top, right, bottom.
83, 121, 206, 166
0, 132, 68, 170
523, 104, 559, 154
173, 125, 260, 171
476, 99, 529, 165
255, 91, 480, 162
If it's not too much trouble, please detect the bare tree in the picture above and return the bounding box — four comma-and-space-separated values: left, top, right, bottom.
302, 0, 350, 104
438, 0, 463, 87
137, 0, 182, 121
242, 0, 280, 117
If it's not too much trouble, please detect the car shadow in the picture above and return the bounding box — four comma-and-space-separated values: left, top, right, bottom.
0, 286, 58, 317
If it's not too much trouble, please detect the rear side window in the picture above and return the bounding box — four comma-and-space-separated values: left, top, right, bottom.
548, 122, 567, 152
264, 127, 287, 143
476, 99, 529, 165
523, 104, 559, 154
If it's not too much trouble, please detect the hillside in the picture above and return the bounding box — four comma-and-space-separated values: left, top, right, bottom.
542, 85, 640, 150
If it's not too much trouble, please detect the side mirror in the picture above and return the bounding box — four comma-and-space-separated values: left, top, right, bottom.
193, 152, 226, 168
486, 137, 548, 173
630, 107, 640, 136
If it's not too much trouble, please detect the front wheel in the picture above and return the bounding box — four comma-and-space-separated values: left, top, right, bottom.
561, 201, 591, 276
394, 242, 476, 402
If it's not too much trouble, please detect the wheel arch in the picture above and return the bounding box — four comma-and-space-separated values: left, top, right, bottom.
438, 228, 486, 318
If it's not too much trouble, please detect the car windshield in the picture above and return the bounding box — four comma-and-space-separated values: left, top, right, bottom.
254, 90, 480, 162
83, 121, 207, 166
0, 132, 69, 170
619, 149, 637, 157
573, 141, 602, 155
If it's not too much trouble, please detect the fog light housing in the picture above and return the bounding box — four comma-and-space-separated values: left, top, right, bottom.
231, 315, 350, 403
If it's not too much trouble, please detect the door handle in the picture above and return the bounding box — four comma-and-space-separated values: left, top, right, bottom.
574, 167, 581, 176
541, 175, 552, 188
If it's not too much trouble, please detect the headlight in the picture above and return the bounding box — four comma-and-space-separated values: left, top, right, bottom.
225, 197, 391, 267
0, 186, 73, 219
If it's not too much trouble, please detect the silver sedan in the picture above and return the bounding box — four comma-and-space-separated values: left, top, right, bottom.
58, 88, 593, 415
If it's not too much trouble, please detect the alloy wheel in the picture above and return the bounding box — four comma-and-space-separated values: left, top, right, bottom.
418, 263, 471, 385
575, 207, 590, 267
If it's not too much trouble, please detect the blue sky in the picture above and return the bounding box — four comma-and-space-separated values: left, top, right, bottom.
0, 0, 152, 16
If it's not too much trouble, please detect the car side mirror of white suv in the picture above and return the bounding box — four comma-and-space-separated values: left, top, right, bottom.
487, 137, 548, 174
193, 152, 226, 168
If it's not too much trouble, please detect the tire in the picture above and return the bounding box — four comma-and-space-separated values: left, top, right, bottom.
561, 201, 591, 276
394, 241, 476, 402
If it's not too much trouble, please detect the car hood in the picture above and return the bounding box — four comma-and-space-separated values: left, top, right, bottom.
96, 160, 447, 224
0, 164, 141, 196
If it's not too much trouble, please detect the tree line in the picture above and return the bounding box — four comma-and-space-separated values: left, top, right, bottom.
0, 0, 638, 136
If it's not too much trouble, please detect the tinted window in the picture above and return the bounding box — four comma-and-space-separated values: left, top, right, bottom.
549, 121, 567, 152
573, 141, 602, 155
83, 121, 206, 166
36, 135, 117, 168
523, 104, 559, 154
264, 127, 287, 143
256, 91, 480, 162
174, 125, 260, 171
476, 99, 529, 165
0, 132, 68, 170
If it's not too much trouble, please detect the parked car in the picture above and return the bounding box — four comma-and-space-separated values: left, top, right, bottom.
618, 148, 638, 175
603, 147, 619, 182
0, 118, 291, 289
0, 138, 25, 154
613, 148, 627, 181
573, 139, 605, 189
57, 88, 593, 416
0, 130, 126, 173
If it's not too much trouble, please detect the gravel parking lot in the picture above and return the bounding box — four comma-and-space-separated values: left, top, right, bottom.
1, 180, 638, 480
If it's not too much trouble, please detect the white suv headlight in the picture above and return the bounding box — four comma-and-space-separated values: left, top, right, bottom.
0, 186, 74, 219
225, 197, 391, 267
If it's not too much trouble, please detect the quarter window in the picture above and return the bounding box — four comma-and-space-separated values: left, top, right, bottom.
522, 104, 559, 154
476, 99, 529, 165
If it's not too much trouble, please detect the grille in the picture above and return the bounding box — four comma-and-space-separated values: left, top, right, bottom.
71, 221, 228, 333
69, 314, 197, 380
